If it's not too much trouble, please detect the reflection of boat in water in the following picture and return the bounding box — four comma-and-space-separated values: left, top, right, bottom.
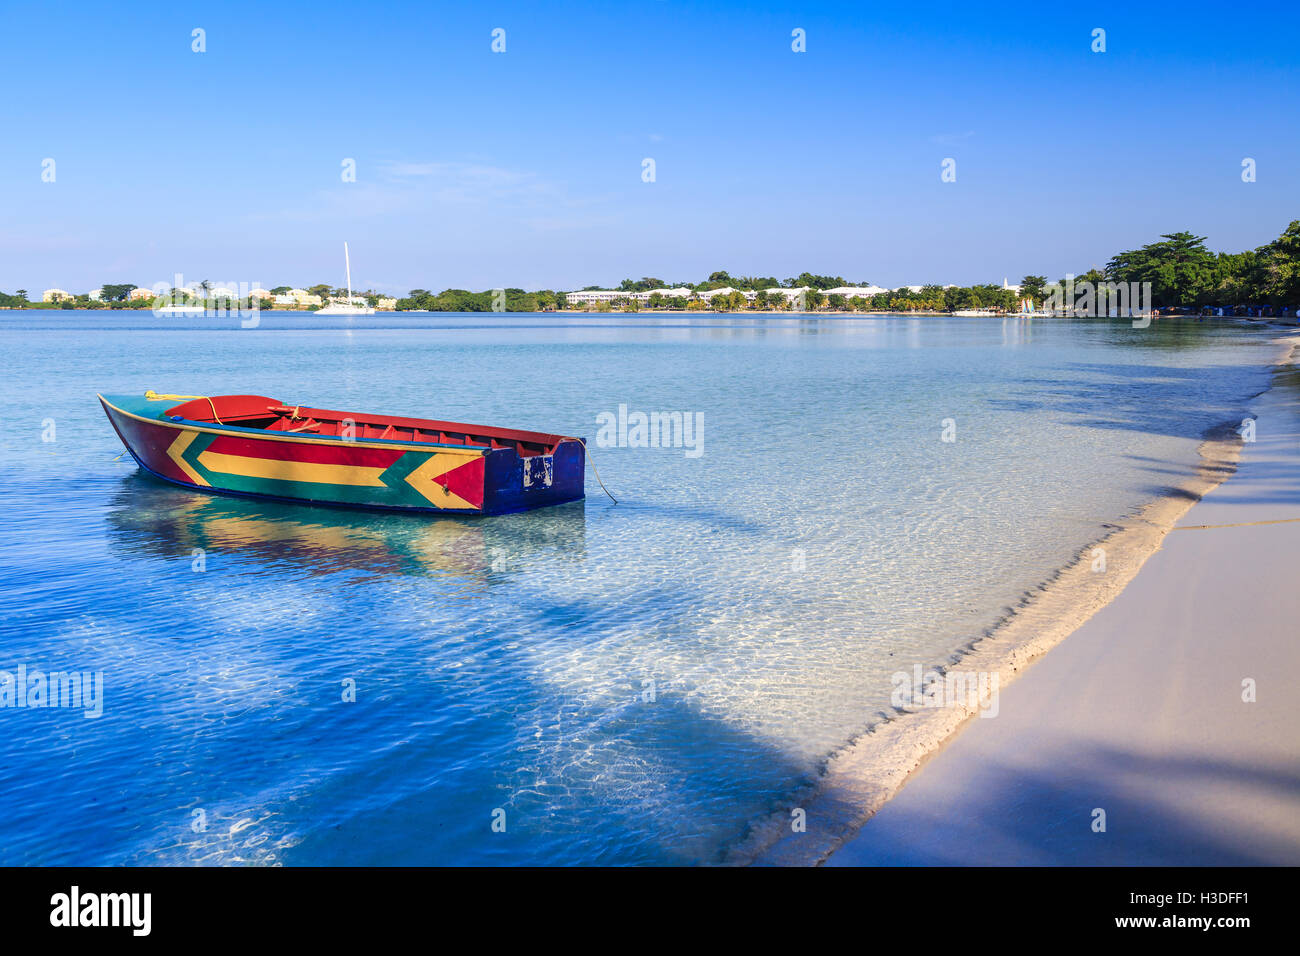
105, 475, 586, 587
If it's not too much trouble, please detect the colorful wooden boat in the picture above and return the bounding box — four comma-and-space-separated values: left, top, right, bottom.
100, 391, 585, 516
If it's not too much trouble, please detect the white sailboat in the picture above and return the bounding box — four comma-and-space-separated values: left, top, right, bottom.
316, 242, 376, 315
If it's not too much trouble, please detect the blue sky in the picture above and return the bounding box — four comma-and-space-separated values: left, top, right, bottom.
1, 0, 1296, 294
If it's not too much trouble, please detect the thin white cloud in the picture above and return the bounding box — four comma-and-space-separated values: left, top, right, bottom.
930, 130, 977, 146
376, 160, 538, 199
257, 160, 597, 226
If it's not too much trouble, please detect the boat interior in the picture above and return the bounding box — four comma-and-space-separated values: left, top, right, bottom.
164, 394, 566, 457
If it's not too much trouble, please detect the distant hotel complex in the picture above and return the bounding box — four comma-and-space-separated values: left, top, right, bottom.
26, 280, 1026, 312
565, 285, 895, 306
565, 281, 1023, 307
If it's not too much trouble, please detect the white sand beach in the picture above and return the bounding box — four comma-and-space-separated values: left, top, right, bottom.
826, 355, 1300, 866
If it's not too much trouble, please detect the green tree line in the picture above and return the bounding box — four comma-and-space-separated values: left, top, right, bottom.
395, 288, 564, 312
1025, 221, 1300, 311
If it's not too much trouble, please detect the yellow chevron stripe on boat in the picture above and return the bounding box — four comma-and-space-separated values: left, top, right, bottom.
404, 452, 479, 510
196, 451, 389, 487
166, 431, 210, 486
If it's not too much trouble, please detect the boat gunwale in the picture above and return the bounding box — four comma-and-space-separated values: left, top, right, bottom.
98, 394, 502, 455
255, 401, 573, 447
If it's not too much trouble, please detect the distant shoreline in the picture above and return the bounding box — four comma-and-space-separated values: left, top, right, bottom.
2, 306, 1295, 325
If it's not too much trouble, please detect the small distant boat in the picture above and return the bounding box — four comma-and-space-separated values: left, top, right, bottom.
952, 309, 998, 317
315, 242, 376, 315
100, 391, 585, 515
154, 304, 206, 315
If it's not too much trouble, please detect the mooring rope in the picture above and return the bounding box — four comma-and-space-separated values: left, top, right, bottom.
572, 438, 618, 504
144, 390, 225, 425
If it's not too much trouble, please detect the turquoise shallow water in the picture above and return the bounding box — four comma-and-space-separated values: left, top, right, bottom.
0, 311, 1279, 864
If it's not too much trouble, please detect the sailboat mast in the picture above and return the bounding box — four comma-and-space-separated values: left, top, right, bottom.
344, 242, 352, 305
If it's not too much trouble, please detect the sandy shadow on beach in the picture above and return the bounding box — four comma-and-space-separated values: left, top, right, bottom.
826, 743, 1300, 866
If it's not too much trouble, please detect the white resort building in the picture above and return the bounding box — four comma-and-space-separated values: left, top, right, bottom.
761, 286, 812, 302
696, 286, 751, 301
626, 287, 694, 303
823, 286, 890, 298
565, 289, 631, 306
567, 285, 820, 306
